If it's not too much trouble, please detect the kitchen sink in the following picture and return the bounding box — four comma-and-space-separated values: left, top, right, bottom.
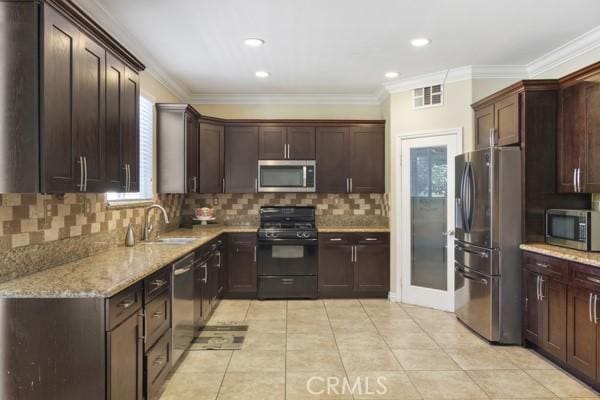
143, 237, 197, 245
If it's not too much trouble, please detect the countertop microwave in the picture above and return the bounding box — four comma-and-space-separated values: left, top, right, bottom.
258, 160, 316, 192
546, 209, 600, 252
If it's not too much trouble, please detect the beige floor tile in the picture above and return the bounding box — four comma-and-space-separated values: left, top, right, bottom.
364, 307, 412, 320
371, 318, 425, 333
467, 370, 556, 399
339, 347, 402, 373
177, 350, 232, 374
407, 370, 490, 399
242, 332, 286, 351
288, 308, 330, 321
330, 318, 377, 333
287, 350, 345, 372
335, 331, 388, 350
383, 332, 439, 350
246, 319, 287, 333
324, 299, 362, 307
393, 349, 460, 371
287, 319, 332, 334
525, 369, 598, 398
348, 371, 422, 399
245, 308, 287, 321
286, 370, 353, 400
287, 333, 337, 352
227, 349, 285, 372
217, 371, 285, 400
494, 346, 555, 370
160, 371, 224, 400
430, 332, 493, 349
288, 299, 325, 309
446, 348, 518, 370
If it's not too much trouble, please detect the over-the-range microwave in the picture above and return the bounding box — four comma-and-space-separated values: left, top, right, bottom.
546, 209, 600, 252
258, 160, 316, 192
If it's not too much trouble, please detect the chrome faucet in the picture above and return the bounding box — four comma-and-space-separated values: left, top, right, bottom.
143, 205, 170, 241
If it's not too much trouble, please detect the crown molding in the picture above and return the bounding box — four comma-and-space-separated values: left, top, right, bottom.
471, 65, 528, 79
528, 25, 600, 77
73, 0, 190, 101
187, 92, 384, 105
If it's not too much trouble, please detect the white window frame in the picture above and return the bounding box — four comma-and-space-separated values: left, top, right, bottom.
107, 92, 155, 206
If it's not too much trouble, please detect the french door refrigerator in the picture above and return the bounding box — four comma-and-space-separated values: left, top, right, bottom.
454, 146, 522, 343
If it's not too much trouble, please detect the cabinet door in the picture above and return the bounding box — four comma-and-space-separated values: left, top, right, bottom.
558, 84, 585, 193
288, 127, 316, 160
107, 311, 143, 400
226, 234, 257, 293
494, 93, 519, 146
199, 122, 225, 193
541, 277, 567, 361
354, 244, 389, 293
349, 125, 384, 193
122, 67, 140, 192
474, 105, 494, 150
185, 113, 199, 193
209, 251, 219, 307
583, 79, 600, 192
523, 269, 542, 345
259, 126, 286, 159
75, 34, 105, 192
42, 5, 79, 193
318, 243, 354, 296
225, 126, 258, 193
105, 53, 125, 191
316, 127, 349, 193
567, 286, 597, 380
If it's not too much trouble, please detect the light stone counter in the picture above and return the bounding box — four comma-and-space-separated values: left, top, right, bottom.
520, 243, 600, 268
0, 226, 256, 298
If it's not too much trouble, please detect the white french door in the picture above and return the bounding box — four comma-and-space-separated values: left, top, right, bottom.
398, 130, 461, 311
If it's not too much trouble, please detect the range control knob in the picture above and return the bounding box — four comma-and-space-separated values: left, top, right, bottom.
272, 232, 279, 238
302, 231, 310, 238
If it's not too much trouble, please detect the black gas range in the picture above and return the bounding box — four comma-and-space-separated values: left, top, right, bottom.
257, 206, 318, 299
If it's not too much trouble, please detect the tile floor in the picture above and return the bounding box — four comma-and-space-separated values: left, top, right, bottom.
159, 299, 599, 400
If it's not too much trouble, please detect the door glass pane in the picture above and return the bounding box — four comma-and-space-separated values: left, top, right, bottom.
272, 245, 304, 258
410, 146, 448, 291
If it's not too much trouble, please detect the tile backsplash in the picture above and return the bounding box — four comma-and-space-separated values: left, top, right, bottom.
184, 193, 390, 226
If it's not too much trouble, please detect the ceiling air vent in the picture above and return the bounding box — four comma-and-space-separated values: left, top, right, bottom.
413, 84, 443, 109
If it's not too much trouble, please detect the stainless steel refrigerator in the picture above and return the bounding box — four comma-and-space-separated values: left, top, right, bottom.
454, 146, 522, 343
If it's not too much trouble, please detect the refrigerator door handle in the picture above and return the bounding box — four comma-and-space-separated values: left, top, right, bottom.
465, 162, 475, 232
459, 163, 468, 232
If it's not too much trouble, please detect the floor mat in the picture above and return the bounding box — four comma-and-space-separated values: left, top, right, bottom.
189, 322, 248, 350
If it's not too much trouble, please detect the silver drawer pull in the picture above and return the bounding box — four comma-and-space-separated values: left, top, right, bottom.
535, 262, 550, 269
152, 311, 163, 318
365, 238, 378, 241
329, 238, 343, 241
153, 356, 166, 367
117, 299, 135, 309
587, 277, 600, 285
151, 279, 167, 288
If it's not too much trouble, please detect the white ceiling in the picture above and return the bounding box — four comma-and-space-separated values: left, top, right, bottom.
80, 0, 600, 100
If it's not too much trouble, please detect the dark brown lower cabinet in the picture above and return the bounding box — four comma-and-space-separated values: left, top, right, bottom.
319, 233, 389, 297
567, 286, 598, 380
541, 277, 567, 361
225, 233, 257, 296
523, 268, 543, 344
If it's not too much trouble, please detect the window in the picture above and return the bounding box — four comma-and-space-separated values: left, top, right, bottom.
413, 84, 443, 109
107, 94, 154, 204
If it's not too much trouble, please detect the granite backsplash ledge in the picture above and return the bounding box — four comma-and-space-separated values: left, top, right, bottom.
183, 193, 390, 227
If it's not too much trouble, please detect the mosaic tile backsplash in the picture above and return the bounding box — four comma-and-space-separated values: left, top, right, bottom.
184, 193, 390, 227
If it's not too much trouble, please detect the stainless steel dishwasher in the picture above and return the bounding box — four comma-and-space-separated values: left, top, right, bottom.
172, 253, 195, 365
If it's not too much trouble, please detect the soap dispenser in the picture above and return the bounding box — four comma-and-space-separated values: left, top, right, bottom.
125, 223, 135, 247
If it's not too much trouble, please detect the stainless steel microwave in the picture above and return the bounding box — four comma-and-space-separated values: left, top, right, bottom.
546, 209, 600, 252
258, 160, 316, 192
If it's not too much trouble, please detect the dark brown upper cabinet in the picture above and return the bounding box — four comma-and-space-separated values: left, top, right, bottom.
156, 104, 200, 194
316, 127, 350, 193
225, 126, 259, 193
0, 1, 144, 193
122, 67, 140, 193
199, 121, 225, 193
258, 126, 316, 160
557, 63, 600, 193
473, 93, 519, 150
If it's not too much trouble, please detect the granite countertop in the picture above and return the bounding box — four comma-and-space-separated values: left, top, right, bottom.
0, 226, 257, 299
520, 243, 600, 268
0, 224, 389, 298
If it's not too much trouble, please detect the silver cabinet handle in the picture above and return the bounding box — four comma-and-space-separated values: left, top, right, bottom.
595, 294, 598, 324
287, 144, 290, 159
255, 178, 258, 192
349, 178, 353, 193
573, 168, 578, 192
536, 276, 541, 301
127, 163, 131, 192
590, 292, 594, 323
365, 238, 378, 241
222, 178, 225, 193
346, 178, 349, 193
535, 262, 549, 269
283, 143, 287, 159
539, 277, 545, 300
216, 251, 221, 268
354, 245, 357, 263
174, 266, 192, 276
77, 156, 84, 191
83, 156, 88, 192
303, 166, 307, 187
281, 278, 295, 285
152, 311, 163, 319
578, 168, 582, 193
587, 277, 600, 285
330, 238, 342, 241
117, 298, 135, 309
153, 355, 166, 367
350, 246, 354, 262
253, 245, 257, 262
151, 279, 167, 290
202, 263, 208, 283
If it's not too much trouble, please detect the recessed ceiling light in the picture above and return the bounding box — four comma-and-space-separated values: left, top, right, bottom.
385, 72, 399, 79
255, 71, 270, 78
245, 38, 265, 47
411, 38, 431, 47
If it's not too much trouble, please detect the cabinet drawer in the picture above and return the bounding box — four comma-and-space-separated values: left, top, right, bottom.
144, 267, 171, 304
258, 276, 317, 299
355, 233, 389, 245
523, 252, 568, 282
570, 262, 600, 289
106, 282, 143, 330
145, 329, 172, 400
145, 290, 171, 351
319, 233, 353, 245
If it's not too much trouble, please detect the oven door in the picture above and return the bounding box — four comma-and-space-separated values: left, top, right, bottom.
257, 239, 318, 275
546, 211, 588, 251
258, 160, 315, 192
